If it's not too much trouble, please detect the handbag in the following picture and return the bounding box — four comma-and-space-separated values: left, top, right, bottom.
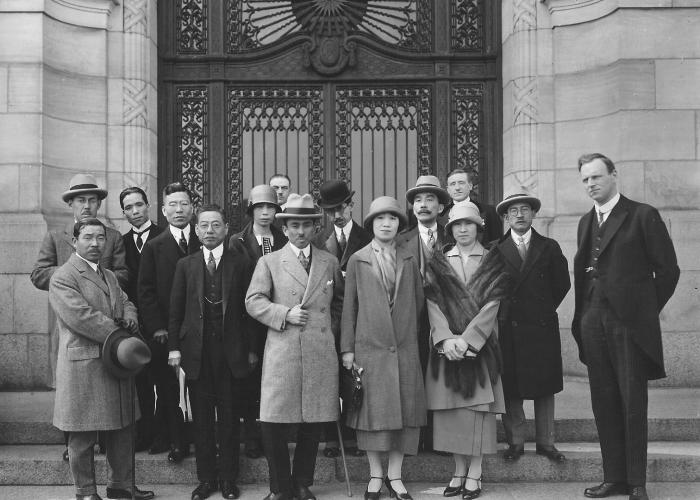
340, 365, 364, 412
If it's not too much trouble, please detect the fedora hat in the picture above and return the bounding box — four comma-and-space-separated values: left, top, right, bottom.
496, 193, 541, 217
445, 202, 484, 235
363, 196, 408, 233
246, 185, 280, 215
275, 193, 322, 220
102, 328, 151, 379
61, 173, 108, 203
318, 180, 354, 209
405, 175, 450, 205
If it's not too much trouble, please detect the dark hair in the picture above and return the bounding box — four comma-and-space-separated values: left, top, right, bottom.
73, 218, 106, 238
269, 173, 291, 184
446, 168, 478, 185
577, 153, 616, 173
162, 182, 192, 203
196, 203, 226, 222
119, 187, 148, 209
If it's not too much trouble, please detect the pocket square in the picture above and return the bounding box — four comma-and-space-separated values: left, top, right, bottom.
326, 279, 334, 286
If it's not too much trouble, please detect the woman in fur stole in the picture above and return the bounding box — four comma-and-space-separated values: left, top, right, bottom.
424, 202, 511, 500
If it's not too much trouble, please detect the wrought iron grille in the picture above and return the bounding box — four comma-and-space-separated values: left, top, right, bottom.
177, 0, 208, 54
176, 87, 209, 208
451, 0, 484, 51
453, 83, 483, 177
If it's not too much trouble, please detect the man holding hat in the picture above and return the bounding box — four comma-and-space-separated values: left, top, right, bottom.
49, 218, 153, 500
492, 193, 571, 463
246, 193, 344, 500
228, 185, 288, 459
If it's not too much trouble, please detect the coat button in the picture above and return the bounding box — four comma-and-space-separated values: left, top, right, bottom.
389, 346, 396, 352
291, 290, 297, 295
320, 307, 326, 313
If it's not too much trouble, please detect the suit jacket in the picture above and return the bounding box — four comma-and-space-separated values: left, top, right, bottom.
440, 197, 502, 244
245, 243, 343, 423
313, 220, 373, 272
123, 223, 163, 305
31, 222, 129, 291
138, 225, 201, 338
49, 253, 138, 431
571, 195, 679, 380
396, 222, 446, 276
495, 229, 571, 398
168, 248, 254, 380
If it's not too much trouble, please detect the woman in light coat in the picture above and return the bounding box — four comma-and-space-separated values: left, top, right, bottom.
341, 196, 426, 500
424, 203, 510, 499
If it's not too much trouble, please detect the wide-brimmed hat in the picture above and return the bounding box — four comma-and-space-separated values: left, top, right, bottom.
275, 193, 322, 220
445, 202, 484, 235
318, 179, 354, 209
102, 328, 151, 379
496, 193, 541, 217
363, 196, 408, 232
246, 185, 280, 215
61, 174, 108, 203
405, 175, 450, 205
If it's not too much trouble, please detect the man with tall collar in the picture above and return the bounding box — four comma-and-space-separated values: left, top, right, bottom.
573, 154, 679, 500
228, 185, 288, 460
246, 194, 344, 500
442, 168, 501, 244
138, 182, 201, 462
493, 193, 571, 464
120, 186, 163, 451
169, 204, 255, 500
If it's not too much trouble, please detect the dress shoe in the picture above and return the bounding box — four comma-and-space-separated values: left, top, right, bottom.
628, 486, 648, 500
535, 444, 566, 462
584, 482, 628, 498
364, 476, 383, 500
168, 445, 188, 463
323, 446, 340, 458
135, 437, 152, 452
385, 477, 413, 500
503, 444, 524, 461
262, 492, 291, 500
191, 481, 218, 500
442, 475, 465, 497
62, 448, 70, 461
294, 484, 316, 500
76, 495, 102, 500
148, 437, 170, 455
462, 477, 481, 500
106, 486, 155, 499
220, 480, 240, 499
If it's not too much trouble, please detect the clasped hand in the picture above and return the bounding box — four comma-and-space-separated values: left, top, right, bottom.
441, 338, 472, 361
286, 305, 309, 326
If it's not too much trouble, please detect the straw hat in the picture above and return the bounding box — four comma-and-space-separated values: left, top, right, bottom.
61, 174, 108, 203
405, 175, 450, 205
275, 193, 322, 219
496, 193, 541, 217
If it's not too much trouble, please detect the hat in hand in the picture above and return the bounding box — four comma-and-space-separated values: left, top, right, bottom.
102, 328, 151, 379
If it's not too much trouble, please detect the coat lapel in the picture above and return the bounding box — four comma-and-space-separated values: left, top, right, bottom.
73, 254, 110, 296
302, 247, 327, 305
574, 209, 595, 268
393, 245, 412, 304
221, 251, 234, 317
191, 253, 204, 315
499, 233, 523, 274
597, 200, 628, 257
281, 244, 308, 288
519, 230, 544, 279
343, 222, 365, 266
62, 223, 76, 252
325, 231, 340, 260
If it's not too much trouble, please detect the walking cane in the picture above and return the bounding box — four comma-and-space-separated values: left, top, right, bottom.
335, 420, 352, 497
130, 373, 136, 500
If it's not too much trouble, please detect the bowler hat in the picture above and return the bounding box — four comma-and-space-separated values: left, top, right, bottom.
363, 196, 408, 233
496, 193, 541, 217
61, 174, 108, 203
405, 175, 450, 205
246, 185, 280, 215
102, 328, 151, 379
275, 193, 322, 220
318, 180, 354, 209
445, 202, 484, 235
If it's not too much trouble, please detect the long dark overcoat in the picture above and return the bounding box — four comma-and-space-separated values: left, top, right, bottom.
340, 243, 427, 432
494, 229, 571, 399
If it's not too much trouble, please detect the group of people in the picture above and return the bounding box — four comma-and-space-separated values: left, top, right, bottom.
33, 153, 679, 500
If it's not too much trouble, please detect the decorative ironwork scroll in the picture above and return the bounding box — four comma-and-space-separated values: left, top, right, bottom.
177, 0, 208, 54
451, 0, 483, 51
176, 87, 208, 208
452, 83, 483, 175
226, 88, 324, 227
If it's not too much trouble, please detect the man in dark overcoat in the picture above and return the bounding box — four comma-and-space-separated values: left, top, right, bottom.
228, 185, 287, 459
573, 154, 679, 500
120, 186, 163, 451
169, 204, 256, 500
138, 182, 201, 462
493, 193, 571, 463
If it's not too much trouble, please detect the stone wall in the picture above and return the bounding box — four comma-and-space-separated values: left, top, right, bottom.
503, 0, 700, 386
0, 1, 158, 389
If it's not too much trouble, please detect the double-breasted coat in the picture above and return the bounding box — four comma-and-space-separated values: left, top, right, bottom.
494, 229, 571, 399
340, 243, 427, 432
245, 243, 344, 423
50, 253, 138, 431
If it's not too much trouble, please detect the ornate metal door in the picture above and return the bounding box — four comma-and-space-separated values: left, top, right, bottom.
159, 1, 501, 229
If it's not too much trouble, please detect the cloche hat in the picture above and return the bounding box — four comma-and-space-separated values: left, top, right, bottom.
246, 185, 281, 215
363, 196, 408, 232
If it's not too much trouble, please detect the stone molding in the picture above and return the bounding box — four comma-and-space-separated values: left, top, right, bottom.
541, 0, 673, 27
0, 0, 119, 29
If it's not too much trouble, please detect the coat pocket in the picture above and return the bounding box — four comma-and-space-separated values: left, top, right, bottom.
67, 344, 101, 361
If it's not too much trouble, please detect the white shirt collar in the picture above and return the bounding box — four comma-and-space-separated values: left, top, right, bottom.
131, 220, 152, 234
595, 192, 621, 215
511, 228, 532, 246
169, 224, 190, 243
447, 241, 484, 258
255, 234, 274, 246
453, 197, 471, 207
289, 242, 310, 259
76, 253, 99, 272
203, 244, 224, 265
335, 220, 353, 240
418, 222, 439, 245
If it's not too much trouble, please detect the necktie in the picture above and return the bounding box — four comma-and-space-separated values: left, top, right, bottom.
597, 210, 605, 226
427, 228, 435, 250
517, 236, 528, 261
179, 230, 188, 254
338, 229, 347, 254
298, 250, 309, 272
262, 236, 272, 255
134, 228, 148, 252
206, 252, 216, 276
96, 265, 106, 284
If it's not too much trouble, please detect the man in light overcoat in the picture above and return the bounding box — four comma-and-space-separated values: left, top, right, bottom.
246, 193, 344, 500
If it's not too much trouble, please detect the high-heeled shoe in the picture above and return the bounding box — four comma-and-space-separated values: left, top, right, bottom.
443, 475, 466, 497
364, 476, 383, 500
384, 477, 412, 500
462, 476, 481, 499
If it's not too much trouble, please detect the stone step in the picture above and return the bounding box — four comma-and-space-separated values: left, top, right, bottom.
2, 380, 699, 444
1, 443, 699, 485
